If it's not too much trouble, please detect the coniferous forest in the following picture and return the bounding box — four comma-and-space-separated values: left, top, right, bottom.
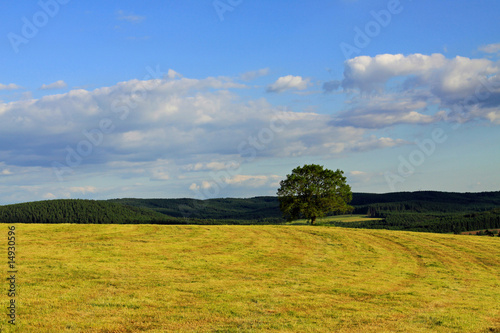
1, 191, 500, 234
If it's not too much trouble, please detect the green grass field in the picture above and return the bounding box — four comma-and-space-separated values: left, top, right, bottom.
2, 223, 500, 332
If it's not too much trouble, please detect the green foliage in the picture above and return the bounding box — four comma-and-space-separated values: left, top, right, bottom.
0, 199, 174, 224
109, 196, 283, 221
0, 198, 285, 225
342, 191, 500, 234
328, 208, 500, 234
351, 190, 500, 214
277, 164, 353, 224
1, 190, 500, 231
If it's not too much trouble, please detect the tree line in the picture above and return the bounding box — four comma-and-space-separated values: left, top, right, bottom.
0, 199, 173, 224
327, 208, 500, 234
1, 187, 500, 234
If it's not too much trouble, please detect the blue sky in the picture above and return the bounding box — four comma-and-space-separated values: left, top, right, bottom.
1, 0, 499, 204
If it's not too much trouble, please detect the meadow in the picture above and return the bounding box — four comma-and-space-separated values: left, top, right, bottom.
2, 223, 500, 332
287, 214, 384, 225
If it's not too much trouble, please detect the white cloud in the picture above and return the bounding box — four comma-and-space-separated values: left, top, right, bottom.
0, 83, 22, 90
42, 192, 57, 199
336, 94, 442, 128
0, 72, 415, 204
348, 170, 383, 187
352, 136, 408, 152
117, 10, 145, 23
148, 159, 171, 181
167, 69, 182, 79
484, 109, 500, 124
184, 161, 240, 172
342, 53, 498, 97
267, 75, 310, 93
0, 77, 398, 168
479, 43, 500, 54
240, 68, 269, 81
69, 186, 97, 194
149, 169, 170, 181
40, 80, 68, 90
224, 175, 273, 186
342, 53, 447, 92
189, 174, 281, 195
340, 53, 500, 126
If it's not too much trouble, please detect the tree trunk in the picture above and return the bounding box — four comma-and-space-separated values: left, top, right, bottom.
311, 216, 316, 225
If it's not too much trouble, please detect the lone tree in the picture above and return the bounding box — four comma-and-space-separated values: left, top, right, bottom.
277, 164, 353, 224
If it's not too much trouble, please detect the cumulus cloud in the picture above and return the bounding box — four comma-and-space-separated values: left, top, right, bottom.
40, 80, 68, 90
0, 71, 414, 203
267, 75, 310, 93
0, 78, 399, 164
166, 69, 182, 79
342, 53, 447, 92
335, 93, 443, 128
0, 83, 22, 90
342, 53, 498, 97
339, 53, 500, 127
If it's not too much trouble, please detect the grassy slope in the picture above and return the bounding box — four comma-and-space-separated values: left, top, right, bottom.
4, 224, 499, 332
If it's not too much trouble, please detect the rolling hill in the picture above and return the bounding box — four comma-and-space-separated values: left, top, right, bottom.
0, 199, 173, 224
5, 223, 500, 332
1, 191, 500, 233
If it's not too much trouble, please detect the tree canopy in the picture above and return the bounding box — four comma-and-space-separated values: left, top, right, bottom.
277, 164, 353, 224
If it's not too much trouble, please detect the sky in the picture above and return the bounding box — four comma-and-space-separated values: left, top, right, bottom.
0, 0, 499, 205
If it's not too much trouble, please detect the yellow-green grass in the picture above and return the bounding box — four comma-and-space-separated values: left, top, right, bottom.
2, 224, 500, 332
288, 214, 384, 225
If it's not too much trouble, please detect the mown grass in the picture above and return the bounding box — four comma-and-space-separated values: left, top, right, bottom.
2, 224, 500, 332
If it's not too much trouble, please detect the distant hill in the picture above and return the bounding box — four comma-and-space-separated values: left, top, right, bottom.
0, 199, 173, 224
110, 191, 500, 218
350, 191, 500, 213
108, 196, 281, 221
1, 191, 500, 232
